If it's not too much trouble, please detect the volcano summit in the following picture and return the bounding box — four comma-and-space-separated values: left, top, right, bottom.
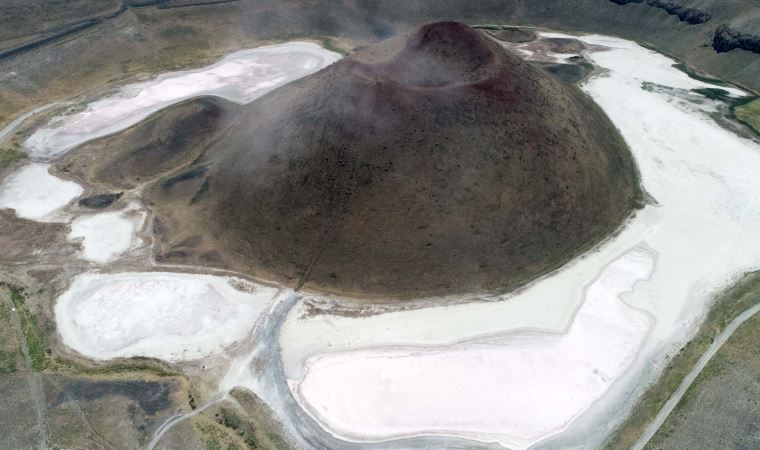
94, 22, 641, 299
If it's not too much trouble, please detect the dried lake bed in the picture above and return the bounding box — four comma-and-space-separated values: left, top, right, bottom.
1, 31, 759, 450
54, 272, 279, 362
68, 202, 147, 263
0, 162, 82, 221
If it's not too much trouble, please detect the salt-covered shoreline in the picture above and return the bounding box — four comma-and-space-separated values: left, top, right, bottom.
25, 42, 342, 159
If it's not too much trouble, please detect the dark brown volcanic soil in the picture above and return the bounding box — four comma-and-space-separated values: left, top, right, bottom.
143, 22, 641, 299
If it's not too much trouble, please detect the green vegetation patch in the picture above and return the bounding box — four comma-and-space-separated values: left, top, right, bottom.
313, 36, 348, 56
204, 390, 293, 450
7, 286, 49, 372
0, 289, 21, 374
0, 350, 17, 373
56, 358, 178, 378
149, 44, 213, 73
606, 271, 760, 449
196, 422, 242, 450
204, 434, 222, 450
672, 62, 729, 87
735, 98, 760, 135
217, 408, 265, 449
0, 147, 26, 171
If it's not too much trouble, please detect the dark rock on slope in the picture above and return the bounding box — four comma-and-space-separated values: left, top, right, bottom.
144, 22, 641, 299
608, 0, 711, 24
714, 24, 760, 54
78, 192, 123, 209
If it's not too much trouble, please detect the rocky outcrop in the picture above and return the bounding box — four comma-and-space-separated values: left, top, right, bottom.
609, 0, 711, 24
78, 192, 123, 209
713, 25, 760, 54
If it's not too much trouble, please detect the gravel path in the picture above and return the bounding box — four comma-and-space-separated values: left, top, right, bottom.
632, 302, 760, 450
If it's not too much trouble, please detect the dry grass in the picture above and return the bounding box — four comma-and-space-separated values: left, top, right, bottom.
0, 147, 25, 172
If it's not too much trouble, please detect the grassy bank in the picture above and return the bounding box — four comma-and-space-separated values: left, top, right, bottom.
193, 388, 293, 450
7, 286, 48, 371
735, 98, 760, 135
0, 147, 25, 171
0, 290, 20, 374
605, 271, 760, 449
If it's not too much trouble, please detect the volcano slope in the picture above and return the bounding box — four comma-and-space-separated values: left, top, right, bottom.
87, 22, 641, 299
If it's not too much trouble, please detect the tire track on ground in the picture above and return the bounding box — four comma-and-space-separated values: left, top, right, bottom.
632, 302, 760, 450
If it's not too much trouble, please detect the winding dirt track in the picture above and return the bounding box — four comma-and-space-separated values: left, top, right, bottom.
147, 290, 505, 450
632, 302, 760, 450
0, 0, 244, 62
0, 103, 57, 145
